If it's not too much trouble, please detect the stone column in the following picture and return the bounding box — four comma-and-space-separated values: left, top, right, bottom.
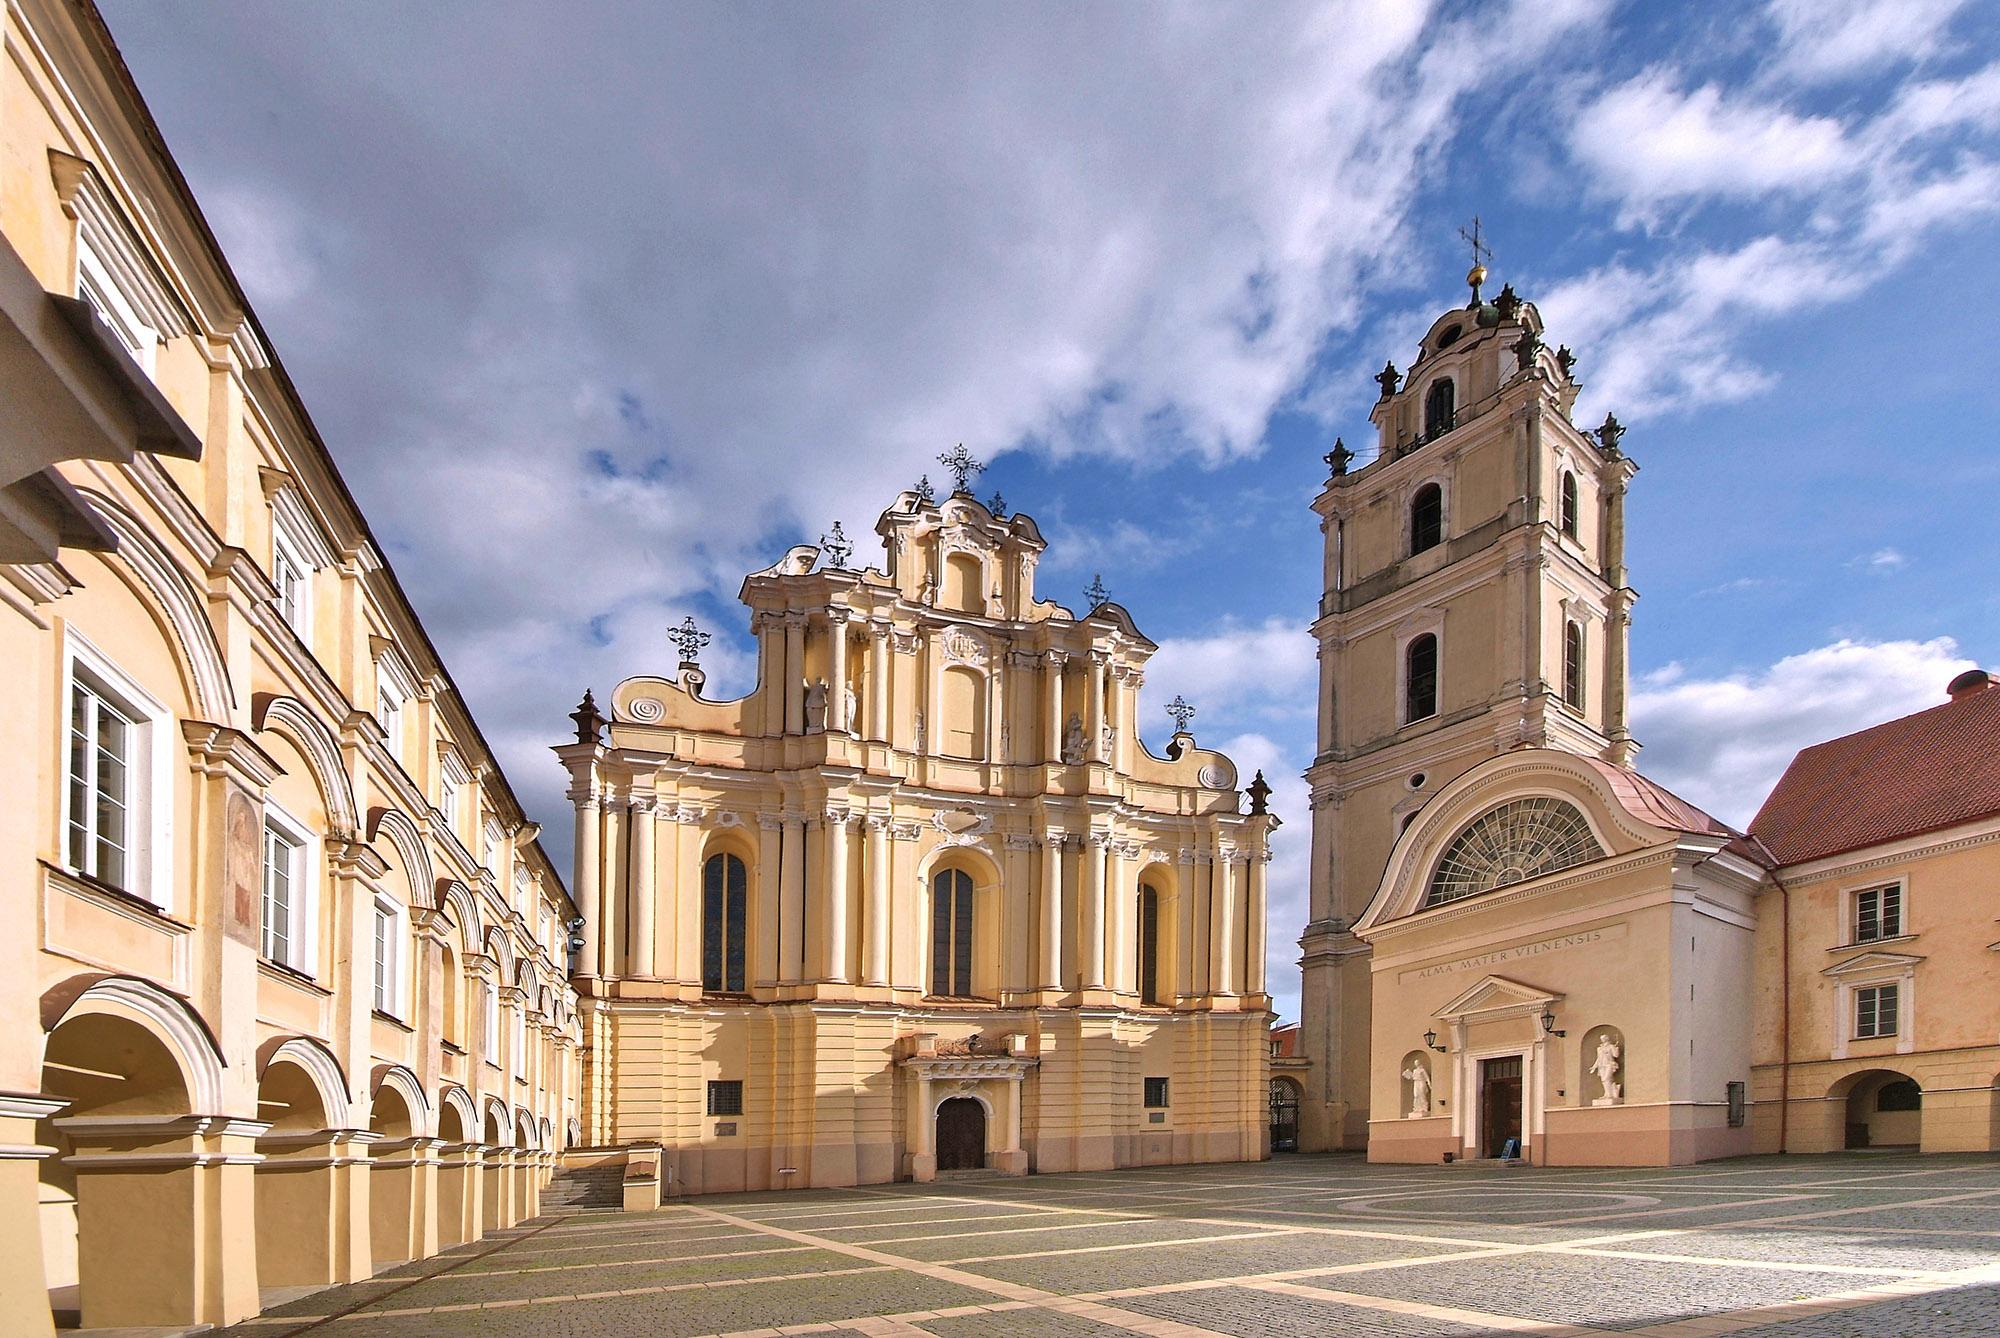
755, 815, 783, 989
1086, 653, 1107, 763
628, 797, 657, 978
1081, 833, 1107, 991
1247, 850, 1270, 996
0, 1094, 65, 1338
370, 1136, 442, 1266
755, 611, 782, 734
1040, 835, 1065, 991
780, 815, 807, 983
1212, 850, 1240, 996
827, 610, 850, 732
868, 623, 891, 741
1042, 651, 1065, 762
599, 803, 626, 983
1105, 838, 1130, 993
572, 791, 601, 977
821, 809, 850, 983
783, 613, 807, 735
863, 817, 890, 986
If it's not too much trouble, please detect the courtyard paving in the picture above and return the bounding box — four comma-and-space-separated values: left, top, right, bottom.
228, 1153, 2000, 1337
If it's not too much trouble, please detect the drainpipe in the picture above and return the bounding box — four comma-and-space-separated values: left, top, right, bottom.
1771, 864, 1792, 1154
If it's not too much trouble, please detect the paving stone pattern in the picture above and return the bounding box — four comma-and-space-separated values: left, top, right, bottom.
223, 1152, 2000, 1338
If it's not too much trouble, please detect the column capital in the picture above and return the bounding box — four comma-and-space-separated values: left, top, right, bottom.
1044, 649, 1068, 669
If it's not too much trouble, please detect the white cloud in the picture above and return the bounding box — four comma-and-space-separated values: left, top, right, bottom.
1766, 0, 1972, 85
1631, 638, 1974, 829
1850, 547, 1909, 573
1143, 618, 1316, 740
1215, 731, 1311, 1026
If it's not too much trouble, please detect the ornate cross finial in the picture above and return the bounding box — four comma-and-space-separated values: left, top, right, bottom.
1458, 215, 1492, 302
569, 688, 604, 745
1324, 437, 1353, 477
937, 443, 984, 494
914, 473, 937, 505
1084, 573, 1109, 609
1166, 694, 1195, 733
668, 614, 711, 665
819, 521, 852, 570
986, 491, 1008, 519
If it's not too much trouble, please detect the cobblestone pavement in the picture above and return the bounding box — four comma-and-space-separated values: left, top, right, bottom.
222, 1152, 2000, 1337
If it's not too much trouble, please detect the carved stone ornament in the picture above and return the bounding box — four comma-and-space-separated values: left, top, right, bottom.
1061, 712, 1088, 764
941, 627, 987, 665
1003, 832, 1041, 851
933, 807, 993, 845
892, 630, 920, 655
888, 821, 924, 842
1197, 760, 1237, 789
628, 696, 665, 723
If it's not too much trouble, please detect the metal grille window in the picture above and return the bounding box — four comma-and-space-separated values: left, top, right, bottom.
1423, 379, 1455, 440
1855, 885, 1902, 942
1144, 1077, 1170, 1108
1426, 798, 1603, 907
1855, 984, 1899, 1040
67, 676, 133, 889
931, 867, 975, 997
701, 852, 749, 993
707, 1080, 744, 1116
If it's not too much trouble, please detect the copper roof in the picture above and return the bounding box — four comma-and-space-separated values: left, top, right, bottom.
1750, 686, 2000, 867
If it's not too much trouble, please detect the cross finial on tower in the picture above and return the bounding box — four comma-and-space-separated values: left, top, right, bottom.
1458, 215, 1492, 303
937, 443, 984, 494
1166, 694, 1195, 733
668, 614, 711, 666
819, 521, 852, 570
1084, 573, 1109, 609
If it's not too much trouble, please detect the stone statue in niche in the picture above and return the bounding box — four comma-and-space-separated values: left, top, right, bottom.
1402, 1060, 1432, 1118
842, 681, 857, 731
804, 679, 828, 733
1061, 712, 1088, 764
1590, 1034, 1623, 1106
1102, 726, 1116, 758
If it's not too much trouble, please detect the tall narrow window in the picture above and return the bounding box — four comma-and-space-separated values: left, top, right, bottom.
1405, 634, 1438, 723
931, 868, 975, 997
1563, 620, 1585, 710
701, 852, 749, 993
483, 986, 499, 1063
1423, 378, 1455, 438
1855, 885, 1902, 943
1560, 470, 1579, 538
67, 675, 133, 889
261, 818, 305, 968
1138, 885, 1161, 1005
272, 528, 309, 638
441, 946, 461, 1047
377, 683, 402, 760
1410, 483, 1443, 555
372, 896, 400, 1014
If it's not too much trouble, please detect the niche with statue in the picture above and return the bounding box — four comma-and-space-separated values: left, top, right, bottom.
1400, 1051, 1435, 1119
1580, 1025, 1624, 1106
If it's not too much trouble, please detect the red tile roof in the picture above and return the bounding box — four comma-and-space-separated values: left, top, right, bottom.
1269, 1023, 1299, 1058
1750, 685, 2000, 867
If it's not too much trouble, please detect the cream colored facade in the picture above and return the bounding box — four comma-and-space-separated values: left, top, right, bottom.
0, 3, 581, 1331
558, 486, 1274, 1191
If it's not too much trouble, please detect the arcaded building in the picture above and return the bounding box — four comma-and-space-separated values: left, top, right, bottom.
0, 3, 580, 1332
557, 481, 1275, 1191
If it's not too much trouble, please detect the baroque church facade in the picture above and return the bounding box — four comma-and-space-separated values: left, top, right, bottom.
555, 482, 1275, 1191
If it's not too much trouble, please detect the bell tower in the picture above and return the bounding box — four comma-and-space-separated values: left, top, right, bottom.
1296, 268, 1639, 1151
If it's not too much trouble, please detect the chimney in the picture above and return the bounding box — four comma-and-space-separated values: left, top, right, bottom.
1947, 669, 1994, 702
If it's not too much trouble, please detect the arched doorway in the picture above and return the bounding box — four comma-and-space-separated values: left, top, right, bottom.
1269, 1078, 1302, 1152
935, 1097, 986, 1172
436, 1093, 476, 1248
367, 1076, 421, 1266
1841, 1070, 1921, 1149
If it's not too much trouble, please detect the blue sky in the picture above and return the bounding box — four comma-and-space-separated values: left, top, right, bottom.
103, 0, 2000, 1023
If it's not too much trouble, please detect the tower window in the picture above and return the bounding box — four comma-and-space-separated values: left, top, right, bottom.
1563, 620, 1585, 710
1423, 378, 1455, 439
1138, 885, 1161, 1005
1405, 634, 1438, 724
701, 852, 749, 993
931, 867, 975, 997
1410, 484, 1443, 556
1560, 470, 1580, 538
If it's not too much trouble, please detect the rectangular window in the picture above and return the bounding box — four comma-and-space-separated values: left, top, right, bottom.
1727, 1081, 1746, 1128
376, 684, 402, 760
483, 986, 499, 1062
438, 770, 458, 834
77, 234, 158, 376
1138, 888, 1160, 1005
67, 675, 134, 889
261, 819, 303, 966
1144, 1077, 1170, 1109
372, 897, 399, 1014
270, 521, 314, 642
1855, 885, 1902, 943
1855, 984, 1900, 1040
707, 1080, 744, 1116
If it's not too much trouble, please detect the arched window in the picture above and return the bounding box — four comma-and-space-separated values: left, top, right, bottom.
1138, 885, 1162, 1005
1560, 470, 1579, 538
1563, 620, 1585, 710
440, 944, 461, 1047
941, 665, 987, 758
1405, 634, 1438, 723
1423, 378, 1455, 438
701, 852, 749, 993
931, 867, 974, 997
1409, 483, 1443, 555
1426, 797, 1604, 907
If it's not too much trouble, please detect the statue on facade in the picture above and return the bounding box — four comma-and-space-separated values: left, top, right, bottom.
1061, 712, 1088, 764
842, 681, 858, 732
1375, 359, 1401, 400
1403, 1060, 1432, 1118
1590, 1034, 1623, 1105
804, 678, 828, 732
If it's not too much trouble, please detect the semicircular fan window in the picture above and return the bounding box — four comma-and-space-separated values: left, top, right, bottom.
1424, 798, 1603, 908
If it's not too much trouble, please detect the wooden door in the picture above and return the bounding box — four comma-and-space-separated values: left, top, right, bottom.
936, 1097, 987, 1171
1479, 1056, 1523, 1157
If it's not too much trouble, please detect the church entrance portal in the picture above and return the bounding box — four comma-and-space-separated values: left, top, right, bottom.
1479, 1056, 1523, 1157
936, 1097, 987, 1172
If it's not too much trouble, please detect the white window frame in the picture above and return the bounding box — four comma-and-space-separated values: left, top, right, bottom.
438, 750, 468, 840
482, 985, 500, 1066
1854, 882, 1904, 944
1854, 983, 1900, 1040
372, 893, 406, 1017
482, 816, 504, 876
260, 799, 318, 974
77, 232, 158, 376
270, 521, 313, 641
376, 681, 404, 762
60, 630, 173, 909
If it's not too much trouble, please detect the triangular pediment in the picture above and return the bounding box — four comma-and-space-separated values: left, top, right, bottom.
1434, 974, 1562, 1021
1821, 950, 1925, 978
